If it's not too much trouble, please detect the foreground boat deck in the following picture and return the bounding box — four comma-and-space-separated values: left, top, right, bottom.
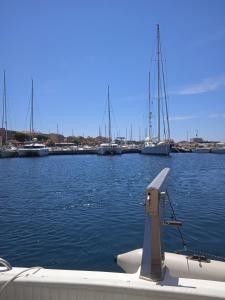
1, 266, 225, 300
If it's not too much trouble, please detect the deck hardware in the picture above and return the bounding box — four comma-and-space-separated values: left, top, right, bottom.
163, 220, 182, 226
140, 168, 170, 282
188, 255, 211, 263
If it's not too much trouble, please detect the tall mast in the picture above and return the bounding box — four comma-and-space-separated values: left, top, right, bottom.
107, 85, 112, 143
30, 79, 34, 138
3, 71, 8, 143
148, 71, 152, 141
157, 24, 161, 142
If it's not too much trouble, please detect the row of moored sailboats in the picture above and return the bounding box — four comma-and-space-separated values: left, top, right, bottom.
98, 25, 171, 156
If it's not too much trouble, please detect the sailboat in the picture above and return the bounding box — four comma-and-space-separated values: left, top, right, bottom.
0, 71, 17, 158
141, 25, 171, 156
97, 86, 122, 155
18, 80, 48, 157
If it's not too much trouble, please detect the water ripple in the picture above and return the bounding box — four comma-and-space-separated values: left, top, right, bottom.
0, 153, 225, 271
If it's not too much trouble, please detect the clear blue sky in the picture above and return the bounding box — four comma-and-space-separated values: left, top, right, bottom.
1, 0, 225, 141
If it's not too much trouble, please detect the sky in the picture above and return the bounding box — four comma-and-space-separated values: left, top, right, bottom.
0, 0, 225, 141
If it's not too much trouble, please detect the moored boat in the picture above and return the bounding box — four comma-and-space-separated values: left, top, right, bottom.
17, 80, 48, 158
141, 25, 171, 156
141, 141, 170, 155
192, 147, 211, 153
0, 146, 17, 158
97, 86, 121, 155
211, 143, 225, 154
17, 140, 48, 157
97, 142, 122, 155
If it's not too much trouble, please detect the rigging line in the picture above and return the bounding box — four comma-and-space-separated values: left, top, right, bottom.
158, 41, 167, 140
160, 43, 170, 140
110, 99, 119, 138
23, 95, 31, 134
100, 97, 108, 133
159, 71, 166, 140
161, 92, 167, 140
165, 189, 187, 249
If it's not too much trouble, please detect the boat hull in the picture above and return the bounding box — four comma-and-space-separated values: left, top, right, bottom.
141, 143, 170, 155
211, 148, 225, 154
97, 146, 122, 155
192, 148, 211, 153
0, 150, 17, 158
18, 148, 49, 157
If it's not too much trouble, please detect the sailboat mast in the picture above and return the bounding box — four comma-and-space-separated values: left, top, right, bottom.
3, 71, 8, 143
148, 71, 152, 141
107, 85, 112, 143
157, 24, 161, 142
30, 79, 34, 138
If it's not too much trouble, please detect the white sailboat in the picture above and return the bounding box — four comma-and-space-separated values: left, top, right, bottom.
0, 70, 17, 158
141, 25, 171, 156
18, 80, 48, 157
97, 86, 121, 155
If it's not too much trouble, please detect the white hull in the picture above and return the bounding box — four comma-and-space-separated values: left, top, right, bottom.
192, 148, 211, 153
0, 150, 17, 158
18, 148, 49, 157
141, 143, 170, 155
211, 148, 225, 154
97, 146, 122, 155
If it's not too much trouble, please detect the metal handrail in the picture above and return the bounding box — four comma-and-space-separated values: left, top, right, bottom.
0, 258, 12, 271
140, 168, 170, 281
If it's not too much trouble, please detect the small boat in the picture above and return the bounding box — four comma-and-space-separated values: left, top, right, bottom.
141, 25, 170, 156
97, 86, 121, 155
192, 147, 211, 153
211, 143, 225, 154
17, 80, 48, 158
0, 168, 225, 299
0, 146, 17, 158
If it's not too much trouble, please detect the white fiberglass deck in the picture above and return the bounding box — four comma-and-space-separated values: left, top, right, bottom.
1, 266, 225, 300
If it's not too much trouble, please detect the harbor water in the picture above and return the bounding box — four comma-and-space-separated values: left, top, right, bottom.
0, 153, 225, 272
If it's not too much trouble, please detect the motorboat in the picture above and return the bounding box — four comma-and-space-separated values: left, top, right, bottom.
17, 140, 48, 157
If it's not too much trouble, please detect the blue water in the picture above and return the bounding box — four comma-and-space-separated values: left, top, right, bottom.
0, 154, 225, 272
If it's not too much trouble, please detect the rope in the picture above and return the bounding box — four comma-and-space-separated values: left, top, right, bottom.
0, 266, 42, 297
164, 190, 225, 262
165, 189, 187, 250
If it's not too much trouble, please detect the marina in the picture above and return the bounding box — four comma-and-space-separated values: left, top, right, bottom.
1, 1, 225, 298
